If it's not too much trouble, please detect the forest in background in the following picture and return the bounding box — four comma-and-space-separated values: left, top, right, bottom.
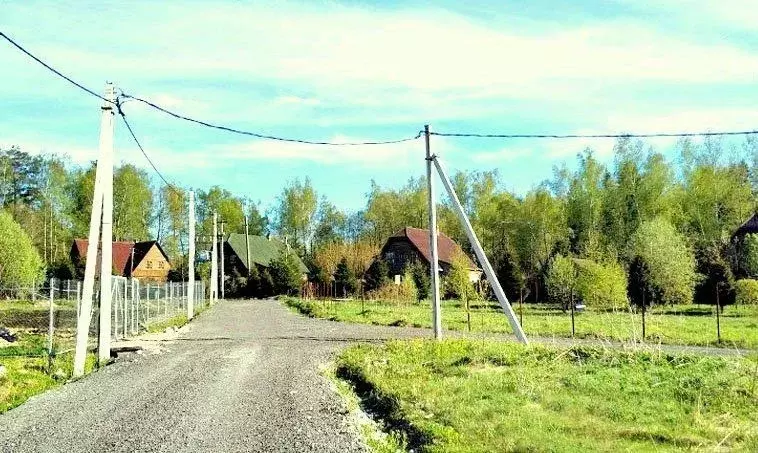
1, 135, 757, 307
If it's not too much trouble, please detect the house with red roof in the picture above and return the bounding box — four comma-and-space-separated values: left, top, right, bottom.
379, 227, 481, 282
70, 239, 172, 282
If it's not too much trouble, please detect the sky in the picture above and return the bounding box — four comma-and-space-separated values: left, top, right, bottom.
2, 0, 757, 214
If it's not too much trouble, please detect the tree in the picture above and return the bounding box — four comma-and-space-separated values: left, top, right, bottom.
736, 233, 758, 278
545, 254, 576, 309
113, 164, 153, 241
365, 258, 390, 291
446, 251, 478, 330
566, 150, 606, 257
334, 257, 357, 297
628, 218, 698, 305
313, 197, 347, 247
409, 261, 430, 300
269, 250, 303, 296
627, 256, 657, 309
574, 258, 627, 310
274, 178, 318, 252
0, 210, 44, 287
694, 245, 735, 307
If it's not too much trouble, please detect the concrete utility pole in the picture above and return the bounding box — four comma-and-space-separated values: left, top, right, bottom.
425, 125, 443, 340
98, 83, 115, 363
210, 212, 218, 304
74, 82, 116, 377
244, 215, 251, 277
187, 191, 195, 319
432, 155, 528, 344
220, 221, 225, 300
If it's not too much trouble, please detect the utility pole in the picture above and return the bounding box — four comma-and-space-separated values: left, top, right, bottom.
431, 153, 528, 344
210, 212, 218, 304
98, 82, 115, 364
74, 82, 116, 377
244, 215, 251, 277
187, 191, 195, 319
425, 125, 442, 340
220, 221, 225, 300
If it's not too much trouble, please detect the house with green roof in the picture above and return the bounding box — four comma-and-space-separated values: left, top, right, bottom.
224, 233, 309, 277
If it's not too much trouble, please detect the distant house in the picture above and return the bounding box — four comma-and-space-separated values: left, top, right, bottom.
70, 239, 172, 282
379, 227, 481, 282
224, 233, 309, 278
732, 213, 758, 241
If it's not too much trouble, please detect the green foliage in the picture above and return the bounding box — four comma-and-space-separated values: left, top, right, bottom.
274, 177, 318, 252
627, 256, 657, 308
734, 279, 758, 305
737, 233, 758, 278
694, 245, 736, 306
545, 254, 576, 307
268, 250, 303, 296
0, 210, 44, 286
113, 164, 153, 241
334, 257, 357, 297
629, 217, 697, 305
409, 261, 429, 301
364, 258, 390, 291
445, 252, 477, 302
574, 258, 628, 310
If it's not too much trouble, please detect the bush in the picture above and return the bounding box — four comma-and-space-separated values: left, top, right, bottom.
0, 210, 44, 287
268, 250, 303, 296
366, 270, 417, 303
573, 258, 628, 310
734, 279, 758, 305
736, 233, 758, 278
628, 218, 697, 305
545, 254, 576, 308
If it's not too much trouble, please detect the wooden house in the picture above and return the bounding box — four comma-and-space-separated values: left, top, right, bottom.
378, 227, 481, 282
70, 239, 172, 282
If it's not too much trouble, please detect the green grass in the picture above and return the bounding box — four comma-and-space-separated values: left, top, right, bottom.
286, 298, 758, 349
0, 352, 98, 414
146, 314, 189, 333
336, 339, 758, 452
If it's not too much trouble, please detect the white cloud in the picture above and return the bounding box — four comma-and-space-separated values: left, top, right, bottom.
471, 147, 533, 163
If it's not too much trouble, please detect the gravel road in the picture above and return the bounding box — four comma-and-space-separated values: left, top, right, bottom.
0, 299, 747, 453
0, 300, 427, 453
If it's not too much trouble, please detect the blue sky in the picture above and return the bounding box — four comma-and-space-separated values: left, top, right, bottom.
2, 1, 757, 213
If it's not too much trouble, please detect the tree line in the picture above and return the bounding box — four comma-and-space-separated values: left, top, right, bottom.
1, 136, 757, 308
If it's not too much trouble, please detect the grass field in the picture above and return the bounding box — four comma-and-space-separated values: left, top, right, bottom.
286, 298, 758, 349
336, 339, 758, 452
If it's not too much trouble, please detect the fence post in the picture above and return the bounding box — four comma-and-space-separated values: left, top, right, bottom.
76, 281, 82, 321
146, 283, 150, 327
47, 278, 55, 371
32, 279, 36, 302
124, 278, 128, 338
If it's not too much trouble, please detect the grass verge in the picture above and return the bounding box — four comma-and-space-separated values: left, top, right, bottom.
335, 339, 758, 452
0, 352, 98, 414
285, 298, 758, 349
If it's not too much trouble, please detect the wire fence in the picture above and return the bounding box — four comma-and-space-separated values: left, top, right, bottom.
0, 278, 208, 362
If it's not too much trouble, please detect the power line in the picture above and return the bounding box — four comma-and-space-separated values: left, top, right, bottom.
430, 129, 758, 139
119, 93, 424, 146
0, 31, 114, 104
116, 98, 177, 190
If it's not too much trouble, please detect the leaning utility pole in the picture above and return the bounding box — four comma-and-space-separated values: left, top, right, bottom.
187, 190, 195, 318
210, 212, 218, 304
429, 144, 528, 344
98, 86, 115, 364
74, 83, 116, 377
425, 125, 443, 340
244, 215, 251, 277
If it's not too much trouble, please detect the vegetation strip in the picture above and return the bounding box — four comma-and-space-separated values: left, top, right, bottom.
335, 339, 758, 452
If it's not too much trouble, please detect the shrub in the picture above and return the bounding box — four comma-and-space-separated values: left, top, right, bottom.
0, 210, 44, 287
574, 258, 628, 310
366, 270, 418, 303
268, 250, 303, 296
737, 233, 758, 278
545, 254, 576, 308
628, 218, 697, 305
734, 279, 758, 305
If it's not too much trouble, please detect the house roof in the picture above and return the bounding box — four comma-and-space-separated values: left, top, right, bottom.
72, 239, 171, 275
226, 233, 309, 274
386, 227, 477, 269
733, 213, 758, 239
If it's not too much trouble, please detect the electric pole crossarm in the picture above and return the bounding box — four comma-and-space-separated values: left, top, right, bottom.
432, 155, 528, 344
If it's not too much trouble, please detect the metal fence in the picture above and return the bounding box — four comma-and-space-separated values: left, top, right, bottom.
0, 278, 207, 361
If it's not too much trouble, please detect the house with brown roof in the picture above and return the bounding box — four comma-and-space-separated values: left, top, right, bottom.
379, 227, 481, 282
70, 239, 172, 282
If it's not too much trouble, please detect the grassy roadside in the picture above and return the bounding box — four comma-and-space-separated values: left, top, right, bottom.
285, 298, 758, 349
0, 353, 98, 414
335, 339, 758, 452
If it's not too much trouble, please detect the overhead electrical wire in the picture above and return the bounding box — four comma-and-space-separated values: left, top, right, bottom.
3, 29, 758, 146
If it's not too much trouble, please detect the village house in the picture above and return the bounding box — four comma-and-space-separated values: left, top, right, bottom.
379, 227, 481, 282
224, 233, 308, 278
70, 239, 172, 282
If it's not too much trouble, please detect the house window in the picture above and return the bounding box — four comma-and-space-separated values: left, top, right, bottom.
146, 260, 153, 269
158, 261, 164, 269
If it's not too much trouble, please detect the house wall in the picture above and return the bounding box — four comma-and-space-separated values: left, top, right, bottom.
132, 245, 170, 282
382, 239, 425, 276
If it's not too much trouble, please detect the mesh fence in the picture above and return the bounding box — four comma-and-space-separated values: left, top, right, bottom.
0, 278, 208, 364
